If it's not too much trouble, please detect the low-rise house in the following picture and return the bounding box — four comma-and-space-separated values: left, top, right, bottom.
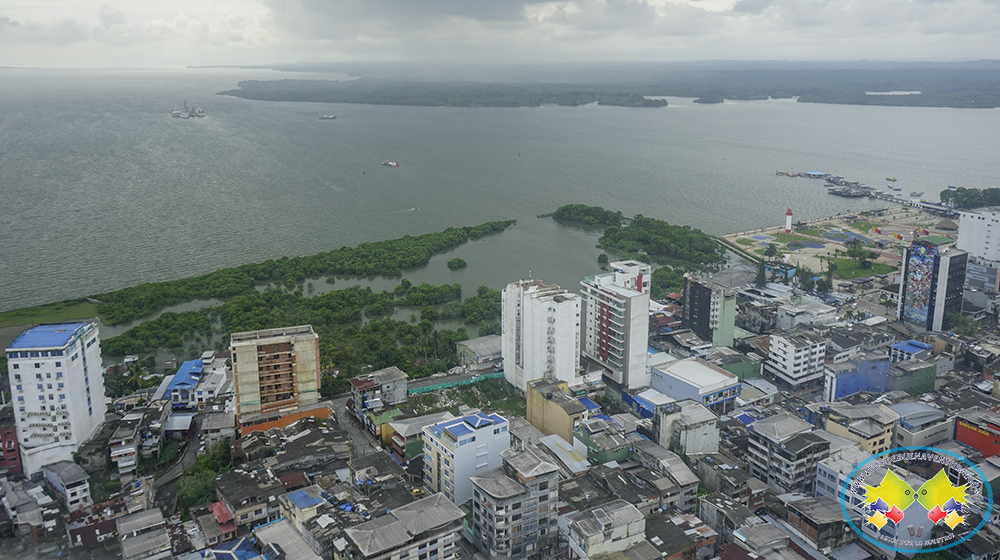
201, 411, 236, 450
0, 403, 23, 476
575, 418, 630, 464
388, 411, 455, 463
566, 500, 645, 560
727, 522, 808, 560
627, 436, 699, 512
65, 496, 130, 548
254, 517, 323, 560
457, 335, 502, 372
889, 401, 952, 448
747, 413, 830, 494
215, 470, 285, 536
350, 366, 409, 423
644, 511, 718, 560
782, 496, 855, 553
651, 358, 742, 414
343, 493, 464, 560
42, 460, 91, 512
2, 479, 45, 542
117, 509, 171, 560
697, 493, 755, 545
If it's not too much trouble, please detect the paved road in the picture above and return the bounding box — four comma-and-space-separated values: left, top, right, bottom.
154, 414, 203, 488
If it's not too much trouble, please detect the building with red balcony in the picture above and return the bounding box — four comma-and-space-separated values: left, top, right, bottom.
0, 403, 23, 476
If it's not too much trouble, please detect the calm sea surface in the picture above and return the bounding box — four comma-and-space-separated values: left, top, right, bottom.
2, 68, 999, 313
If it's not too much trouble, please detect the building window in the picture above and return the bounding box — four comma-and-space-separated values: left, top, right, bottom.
538, 481, 548, 491
35, 363, 41, 368
11, 364, 18, 370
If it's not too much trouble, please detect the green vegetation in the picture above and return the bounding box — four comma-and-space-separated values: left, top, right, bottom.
774, 233, 810, 243
446, 258, 467, 270
649, 267, 687, 300
843, 239, 879, 270
735, 238, 756, 246
850, 221, 876, 232
220, 80, 671, 108
178, 438, 232, 509
598, 253, 609, 270
411, 377, 526, 418
553, 204, 624, 227
599, 216, 725, 268
0, 300, 100, 329
946, 311, 979, 337
91, 220, 513, 325
219, 63, 1000, 109
940, 186, 1000, 209
799, 228, 825, 237
826, 258, 895, 280
597, 94, 667, 108
138, 440, 181, 475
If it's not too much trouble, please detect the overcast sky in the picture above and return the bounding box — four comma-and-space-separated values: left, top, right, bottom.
3, 0, 999, 67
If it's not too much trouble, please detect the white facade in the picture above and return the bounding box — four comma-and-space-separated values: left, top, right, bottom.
765, 330, 826, 389
580, 261, 651, 389
5, 322, 106, 475
423, 412, 510, 505
958, 207, 1000, 263
501, 280, 581, 391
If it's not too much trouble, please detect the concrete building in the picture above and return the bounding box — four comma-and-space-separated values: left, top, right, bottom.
526, 378, 589, 445
5, 322, 106, 475
117, 509, 171, 560
628, 436, 699, 512
683, 275, 736, 348
581, 261, 652, 390
502, 279, 582, 391
651, 358, 741, 414
470, 446, 561, 560
889, 339, 934, 363
781, 496, 855, 553
42, 460, 91, 512
0, 403, 23, 476
201, 411, 236, 449
806, 402, 899, 455
567, 500, 646, 560
423, 411, 510, 505
656, 400, 719, 456
255, 517, 323, 560
764, 328, 826, 390
747, 413, 830, 494
697, 493, 755, 545
958, 207, 1000, 263
822, 352, 891, 402
887, 359, 936, 395
388, 411, 455, 463
350, 366, 409, 425
344, 493, 464, 560
457, 335, 503, 372
889, 401, 952, 448
230, 325, 321, 433
897, 241, 968, 332
216, 469, 286, 535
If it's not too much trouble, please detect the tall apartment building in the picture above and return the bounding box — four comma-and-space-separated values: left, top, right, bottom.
229, 325, 321, 433
423, 412, 510, 505
682, 274, 736, 348
958, 207, 1000, 263
501, 279, 581, 391
5, 322, 106, 475
469, 446, 560, 560
580, 261, 651, 390
765, 328, 826, 390
897, 240, 967, 332
747, 413, 830, 494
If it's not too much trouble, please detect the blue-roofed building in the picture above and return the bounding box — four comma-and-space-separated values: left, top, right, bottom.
154, 359, 204, 408
5, 321, 106, 475
578, 396, 600, 412
422, 410, 510, 505
889, 340, 933, 363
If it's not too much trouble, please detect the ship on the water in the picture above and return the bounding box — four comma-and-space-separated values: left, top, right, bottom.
382, 160, 400, 167
320, 115, 337, 120
171, 101, 205, 118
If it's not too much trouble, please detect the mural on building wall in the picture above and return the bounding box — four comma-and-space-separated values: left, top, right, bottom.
903, 244, 936, 326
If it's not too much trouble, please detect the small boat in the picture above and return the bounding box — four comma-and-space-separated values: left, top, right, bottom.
948, 185, 958, 190
381, 160, 399, 167
320, 115, 337, 120
910, 192, 924, 197
886, 177, 897, 182
893, 187, 902, 191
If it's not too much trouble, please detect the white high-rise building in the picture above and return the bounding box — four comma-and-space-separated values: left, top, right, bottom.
958, 207, 1000, 263
5, 322, 106, 475
580, 261, 651, 390
501, 279, 581, 391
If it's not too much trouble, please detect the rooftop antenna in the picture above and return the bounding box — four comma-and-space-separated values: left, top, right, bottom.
528, 269, 532, 279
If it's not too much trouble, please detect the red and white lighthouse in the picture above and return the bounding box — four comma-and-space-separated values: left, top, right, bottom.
785, 208, 793, 234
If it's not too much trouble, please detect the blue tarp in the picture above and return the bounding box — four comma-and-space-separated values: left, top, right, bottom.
286, 489, 323, 510
578, 397, 600, 411
736, 413, 755, 426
